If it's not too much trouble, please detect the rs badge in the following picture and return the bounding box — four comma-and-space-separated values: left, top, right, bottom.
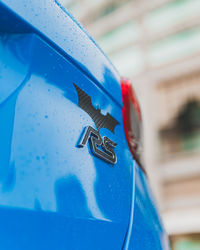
74, 84, 119, 165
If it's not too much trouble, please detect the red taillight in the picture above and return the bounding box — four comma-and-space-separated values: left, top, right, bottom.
121, 78, 144, 170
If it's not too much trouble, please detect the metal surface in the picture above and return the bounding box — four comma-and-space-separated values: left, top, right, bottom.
124, 163, 170, 250
0, 1, 169, 249
0, 32, 132, 249
0, 0, 122, 107
78, 126, 117, 164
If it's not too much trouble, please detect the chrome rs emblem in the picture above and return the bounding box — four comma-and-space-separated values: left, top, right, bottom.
74, 84, 119, 165
79, 126, 117, 164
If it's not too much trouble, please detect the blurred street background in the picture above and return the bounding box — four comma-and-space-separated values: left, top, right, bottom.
60, 0, 200, 249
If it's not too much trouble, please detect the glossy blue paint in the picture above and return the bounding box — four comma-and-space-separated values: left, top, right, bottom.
0, 33, 133, 249
124, 163, 170, 250
0, 1, 169, 249
0, 0, 122, 107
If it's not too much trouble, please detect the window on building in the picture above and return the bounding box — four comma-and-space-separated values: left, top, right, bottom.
110, 46, 144, 78
88, 0, 131, 23
159, 99, 200, 158
100, 0, 131, 18
149, 27, 200, 67
171, 234, 200, 250
97, 21, 140, 55
145, 0, 200, 34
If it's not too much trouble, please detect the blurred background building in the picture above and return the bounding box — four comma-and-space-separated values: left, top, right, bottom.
60, 0, 200, 249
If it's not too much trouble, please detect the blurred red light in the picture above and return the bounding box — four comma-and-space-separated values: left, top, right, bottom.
121, 77, 145, 172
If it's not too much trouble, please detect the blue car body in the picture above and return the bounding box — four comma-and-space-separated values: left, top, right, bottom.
0, 0, 169, 249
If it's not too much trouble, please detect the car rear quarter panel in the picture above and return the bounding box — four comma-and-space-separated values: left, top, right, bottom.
0, 1, 169, 249
0, 32, 133, 249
